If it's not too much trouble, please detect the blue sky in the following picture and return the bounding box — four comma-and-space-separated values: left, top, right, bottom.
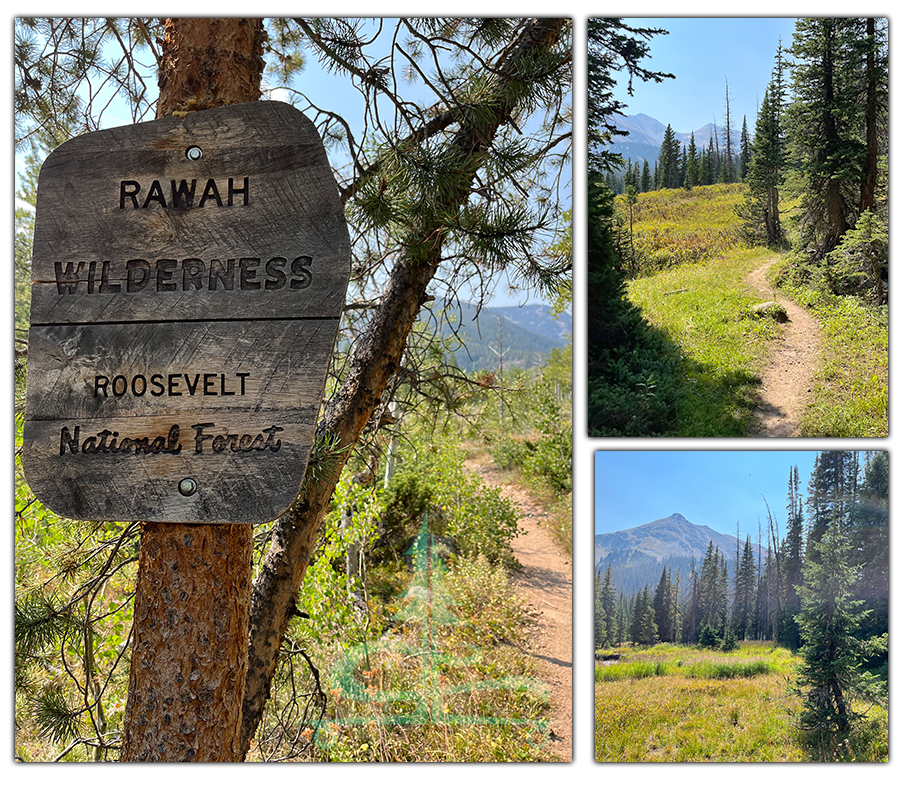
611, 17, 798, 134
594, 450, 825, 540
12, 19, 567, 309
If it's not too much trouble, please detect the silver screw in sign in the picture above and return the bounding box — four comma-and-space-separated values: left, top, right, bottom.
178, 478, 198, 497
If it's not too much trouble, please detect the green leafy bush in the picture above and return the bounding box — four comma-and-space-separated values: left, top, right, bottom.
382, 440, 522, 567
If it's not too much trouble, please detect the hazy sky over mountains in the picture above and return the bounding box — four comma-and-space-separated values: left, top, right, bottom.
594, 451, 822, 539
610, 17, 797, 134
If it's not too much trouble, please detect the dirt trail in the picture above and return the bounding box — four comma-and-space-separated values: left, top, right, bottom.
464, 458, 572, 761
745, 257, 821, 437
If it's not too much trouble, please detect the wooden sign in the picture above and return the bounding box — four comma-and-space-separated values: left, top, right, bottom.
22, 101, 351, 523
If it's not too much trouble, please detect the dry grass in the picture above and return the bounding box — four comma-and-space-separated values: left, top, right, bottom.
594, 642, 888, 762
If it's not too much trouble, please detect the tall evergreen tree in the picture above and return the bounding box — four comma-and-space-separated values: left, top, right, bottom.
641, 159, 651, 192
698, 143, 713, 186
684, 132, 699, 190
740, 40, 788, 245
794, 522, 883, 740
658, 123, 681, 189
698, 541, 728, 636
720, 79, 735, 183
806, 451, 859, 564
780, 465, 806, 650
652, 566, 676, 642
787, 18, 883, 257
739, 115, 751, 180
594, 568, 607, 649
732, 536, 757, 640
856, 18, 888, 215
684, 558, 701, 643
600, 565, 618, 647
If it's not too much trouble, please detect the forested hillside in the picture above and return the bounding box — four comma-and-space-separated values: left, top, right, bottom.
587, 18, 888, 438
424, 299, 571, 372
594, 450, 888, 760
14, 17, 573, 763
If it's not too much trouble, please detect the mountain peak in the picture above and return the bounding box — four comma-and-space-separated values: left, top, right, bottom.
599, 113, 741, 168
595, 513, 768, 597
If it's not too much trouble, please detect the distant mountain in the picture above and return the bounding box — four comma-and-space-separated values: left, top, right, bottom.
602, 112, 740, 168
594, 513, 767, 597
429, 299, 571, 372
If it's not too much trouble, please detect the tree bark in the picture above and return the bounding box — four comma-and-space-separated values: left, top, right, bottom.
156, 17, 264, 117
122, 17, 264, 762
237, 17, 567, 757
120, 524, 253, 761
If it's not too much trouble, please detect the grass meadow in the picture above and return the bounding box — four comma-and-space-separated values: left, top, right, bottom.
618, 184, 887, 437
594, 643, 888, 762
625, 244, 781, 436
770, 262, 889, 437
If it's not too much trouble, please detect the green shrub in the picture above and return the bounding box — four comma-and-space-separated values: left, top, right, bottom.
491, 436, 532, 470
381, 440, 522, 567
697, 622, 719, 649
684, 660, 773, 679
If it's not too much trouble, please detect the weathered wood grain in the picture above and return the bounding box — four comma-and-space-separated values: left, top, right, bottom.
24, 318, 337, 421
29, 101, 349, 325
22, 409, 316, 523
23, 102, 351, 523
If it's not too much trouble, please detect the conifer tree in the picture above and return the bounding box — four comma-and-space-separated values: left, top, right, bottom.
740, 41, 787, 245
720, 79, 735, 183
616, 593, 627, 645
732, 536, 757, 639
739, 115, 751, 180
780, 466, 806, 650
794, 523, 882, 739
652, 566, 675, 642
787, 18, 886, 257
641, 159, 651, 192
658, 123, 681, 189
684, 558, 700, 643
698, 541, 727, 636
594, 568, 607, 649
600, 565, 618, 647
857, 19, 888, 215
684, 132, 699, 190
629, 585, 658, 646
672, 568, 682, 643
698, 143, 713, 186
806, 451, 859, 565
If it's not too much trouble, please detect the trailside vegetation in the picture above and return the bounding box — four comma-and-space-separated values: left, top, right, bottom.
14, 16, 572, 762
587, 17, 887, 437
593, 451, 888, 761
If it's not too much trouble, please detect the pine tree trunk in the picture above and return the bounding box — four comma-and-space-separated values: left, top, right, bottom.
156, 18, 264, 117
121, 17, 264, 762
120, 524, 253, 761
